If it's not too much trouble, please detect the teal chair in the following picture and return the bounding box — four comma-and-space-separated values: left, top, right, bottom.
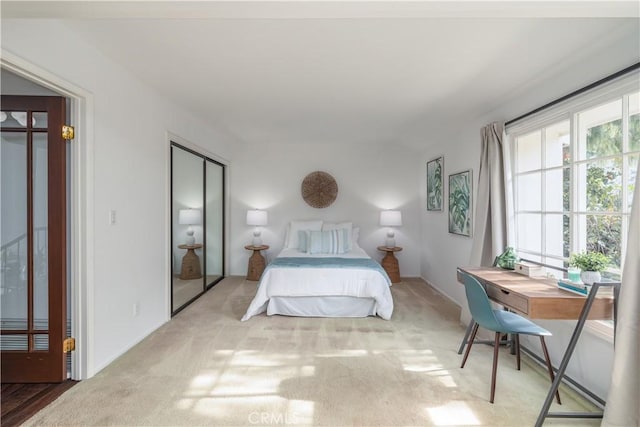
459, 271, 561, 404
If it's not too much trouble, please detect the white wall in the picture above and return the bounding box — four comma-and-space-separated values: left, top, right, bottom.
229, 141, 421, 277
1, 69, 60, 96
418, 145, 481, 306
2, 19, 241, 377
417, 36, 639, 400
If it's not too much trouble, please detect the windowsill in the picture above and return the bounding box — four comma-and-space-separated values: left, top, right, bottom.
585, 320, 614, 343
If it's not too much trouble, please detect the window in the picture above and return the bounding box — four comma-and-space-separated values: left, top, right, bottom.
509, 74, 639, 284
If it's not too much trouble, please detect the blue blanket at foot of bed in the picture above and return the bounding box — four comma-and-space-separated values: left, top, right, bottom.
267, 257, 391, 285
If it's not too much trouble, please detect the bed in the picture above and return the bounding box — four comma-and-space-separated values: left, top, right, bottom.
241, 221, 393, 321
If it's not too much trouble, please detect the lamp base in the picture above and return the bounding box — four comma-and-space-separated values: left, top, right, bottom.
251, 229, 263, 247
385, 237, 396, 248
185, 228, 195, 246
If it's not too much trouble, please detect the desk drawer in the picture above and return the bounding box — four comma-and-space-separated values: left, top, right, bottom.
485, 284, 529, 314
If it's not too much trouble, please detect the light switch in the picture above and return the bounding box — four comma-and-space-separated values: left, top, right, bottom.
109, 210, 117, 225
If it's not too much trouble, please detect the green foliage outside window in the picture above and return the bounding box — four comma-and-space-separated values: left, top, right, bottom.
579, 113, 639, 269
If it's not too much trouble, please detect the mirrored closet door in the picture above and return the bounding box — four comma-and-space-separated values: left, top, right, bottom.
171, 142, 225, 314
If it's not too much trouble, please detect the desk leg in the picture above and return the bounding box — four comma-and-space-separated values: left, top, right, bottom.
534, 284, 602, 427
458, 320, 475, 354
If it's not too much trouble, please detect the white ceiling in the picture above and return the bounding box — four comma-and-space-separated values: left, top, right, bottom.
3, 1, 640, 148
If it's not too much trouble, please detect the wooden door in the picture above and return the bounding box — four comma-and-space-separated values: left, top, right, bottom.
1, 95, 68, 382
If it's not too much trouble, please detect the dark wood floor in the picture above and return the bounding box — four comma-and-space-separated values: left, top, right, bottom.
1, 381, 77, 427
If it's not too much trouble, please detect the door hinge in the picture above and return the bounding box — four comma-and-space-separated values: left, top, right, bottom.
63, 337, 76, 353
62, 125, 74, 140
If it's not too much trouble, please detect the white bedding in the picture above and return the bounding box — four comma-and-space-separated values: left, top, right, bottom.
241, 246, 393, 321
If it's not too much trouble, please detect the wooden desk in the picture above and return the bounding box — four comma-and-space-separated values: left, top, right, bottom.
458, 266, 619, 425
457, 266, 613, 320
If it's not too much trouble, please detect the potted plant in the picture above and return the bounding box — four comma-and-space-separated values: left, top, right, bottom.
568, 251, 609, 285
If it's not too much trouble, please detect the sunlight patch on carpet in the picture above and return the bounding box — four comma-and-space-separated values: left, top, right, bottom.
212, 372, 282, 396
403, 363, 442, 372
285, 399, 314, 425
426, 401, 480, 425
190, 374, 217, 389
300, 365, 316, 377
398, 348, 442, 373
191, 395, 283, 418
230, 350, 295, 367
428, 369, 457, 388
175, 398, 193, 410
317, 349, 369, 358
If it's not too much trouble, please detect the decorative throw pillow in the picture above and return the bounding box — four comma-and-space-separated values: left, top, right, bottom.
308, 229, 350, 254
322, 222, 353, 252
285, 220, 323, 249
298, 230, 309, 252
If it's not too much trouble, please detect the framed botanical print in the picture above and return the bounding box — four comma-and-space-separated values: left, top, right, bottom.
448, 169, 472, 236
426, 156, 443, 211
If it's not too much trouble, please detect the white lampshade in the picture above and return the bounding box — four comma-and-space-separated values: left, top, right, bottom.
246, 209, 267, 246
246, 209, 268, 226
380, 210, 402, 248
380, 210, 402, 227
178, 209, 202, 225
178, 209, 201, 246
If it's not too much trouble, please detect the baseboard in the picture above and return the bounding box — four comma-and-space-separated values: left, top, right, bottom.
418, 275, 461, 307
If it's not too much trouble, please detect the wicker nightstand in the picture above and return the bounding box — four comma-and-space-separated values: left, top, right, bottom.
244, 245, 269, 281
377, 246, 402, 283
177, 244, 203, 280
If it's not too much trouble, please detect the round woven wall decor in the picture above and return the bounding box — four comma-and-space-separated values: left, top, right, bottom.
301, 171, 338, 208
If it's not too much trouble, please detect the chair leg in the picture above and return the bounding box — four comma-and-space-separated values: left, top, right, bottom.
490, 331, 501, 404
515, 334, 521, 371
460, 323, 479, 368
540, 336, 562, 405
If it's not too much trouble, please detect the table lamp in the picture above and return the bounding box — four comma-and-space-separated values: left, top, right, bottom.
178, 208, 201, 246
380, 210, 402, 248
246, 209, 268, 246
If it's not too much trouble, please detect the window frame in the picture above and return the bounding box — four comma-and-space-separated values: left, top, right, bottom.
506, 71, 640, 340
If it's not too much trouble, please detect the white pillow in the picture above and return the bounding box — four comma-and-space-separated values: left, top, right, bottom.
323, 222, 353, 251
286, 220, 323, 249
322, 221, 352, 231
352, 227, 360, 248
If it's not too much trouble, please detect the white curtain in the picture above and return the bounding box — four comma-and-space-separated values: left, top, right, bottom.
470, 122, 512, 266
602, 165, 640, 426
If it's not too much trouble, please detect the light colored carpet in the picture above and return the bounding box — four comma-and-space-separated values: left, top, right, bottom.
25, 277, 600, 426
172, 275, 222, 311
